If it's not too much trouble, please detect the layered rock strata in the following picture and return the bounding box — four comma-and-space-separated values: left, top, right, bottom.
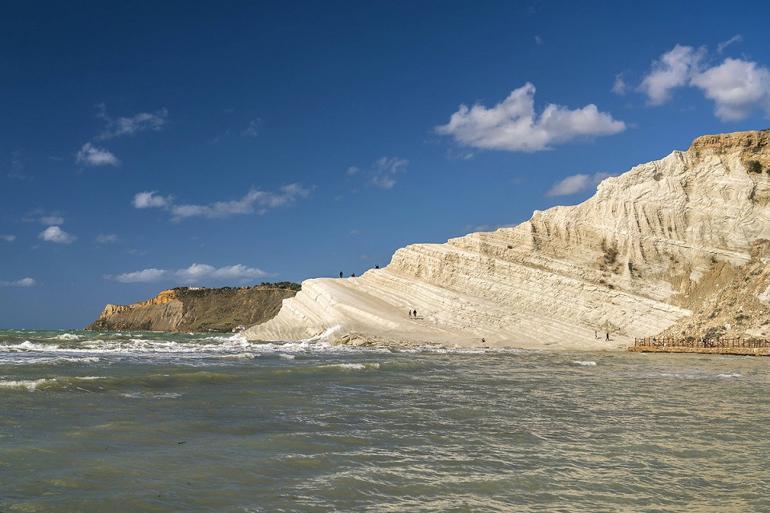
87, 284, 299, 332
246, 130, 770, 349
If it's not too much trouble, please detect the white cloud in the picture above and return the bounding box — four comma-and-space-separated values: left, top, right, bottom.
133, 191, 172, 209
717, 34, 743, 54
109, 263, 269, 284
370, 157, 409, 189
175, 263, 269, 282
38, 226, 76, 244
76, 143, 120, 167
611, 73, 628, 95
639, 45, 705, 105
0, 277, 36, 287
346, 166, 360, 176
546, 172, 612, 197
436, 83, 625, 152
640, 44, 770, 120
96, 233, 118, 244
132, 184, 310, 221
534, 35, 543, 46
111, 268, 167, 283
97, 107, 168, 140
0, 234, 15, 242
691, 58, 770, 121
74, 106, 167, 168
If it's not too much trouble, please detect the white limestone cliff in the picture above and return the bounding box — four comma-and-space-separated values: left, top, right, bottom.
245, 130, 770, 349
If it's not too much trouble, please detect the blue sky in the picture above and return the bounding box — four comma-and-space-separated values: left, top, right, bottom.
2, 1, 770, 328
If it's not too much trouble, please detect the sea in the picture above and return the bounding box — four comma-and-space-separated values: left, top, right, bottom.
1, 329, 769, 512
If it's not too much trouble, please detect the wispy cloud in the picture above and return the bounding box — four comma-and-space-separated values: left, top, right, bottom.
39, 215, 64, 226
0, 277, 36, 287
21, 210, 65, 225
546, 172, 612, 197
611, 73, 628, 95
76, 143, 120, 167
370, 157, 409, 189
241, 119, 261, 137
133, 191, 172, 209
108, 263, 270, 284
348, 157, 409, 189
21, 210, 65, 227
96, 234, 118, 244
639, 43, 770, 121
0, 234, 16, 242
38, 226, 76, 244
7, 151, 28, 180
75, 105, 168, 168
95, 105, 168, 140
436, 83, 625, 152
132, 184, 311, 221
717, 34, 743, 54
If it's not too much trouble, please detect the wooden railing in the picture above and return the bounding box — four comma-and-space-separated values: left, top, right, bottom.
634, 337, 770, 349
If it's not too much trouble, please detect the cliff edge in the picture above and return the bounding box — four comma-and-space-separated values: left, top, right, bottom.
87, 283, 299, 332
245, 129, 770, 349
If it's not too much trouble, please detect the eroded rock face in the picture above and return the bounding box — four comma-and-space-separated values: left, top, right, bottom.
87, 285, 299, 332
245, 130, 770, 349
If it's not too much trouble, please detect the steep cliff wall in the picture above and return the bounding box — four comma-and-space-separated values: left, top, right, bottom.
87, 284, 299, 332
245, 130, 770, 349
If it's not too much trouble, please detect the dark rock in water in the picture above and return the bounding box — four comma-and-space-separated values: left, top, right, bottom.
86, 283, 300, 332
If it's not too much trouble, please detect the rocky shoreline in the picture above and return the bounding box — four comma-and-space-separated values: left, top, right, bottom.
87, 283, 299, 333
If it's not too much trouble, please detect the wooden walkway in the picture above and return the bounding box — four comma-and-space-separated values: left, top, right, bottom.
629, 337, 770, 356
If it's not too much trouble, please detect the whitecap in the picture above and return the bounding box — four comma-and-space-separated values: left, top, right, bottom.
717, 372, 742, 378
120, 391, 182, 399
322, 362, 380, 371
0, 341, 61, 352
218, 352, 258, 360
573, 360, 597, 366
50, 333, 81, 341
0, 378, 54, 391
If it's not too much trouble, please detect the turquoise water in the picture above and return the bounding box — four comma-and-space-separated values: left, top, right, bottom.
1, 329, 769, 512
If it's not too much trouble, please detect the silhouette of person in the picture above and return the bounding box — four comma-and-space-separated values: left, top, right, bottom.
339, 271, 343, 278
605, 332, 610, 341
